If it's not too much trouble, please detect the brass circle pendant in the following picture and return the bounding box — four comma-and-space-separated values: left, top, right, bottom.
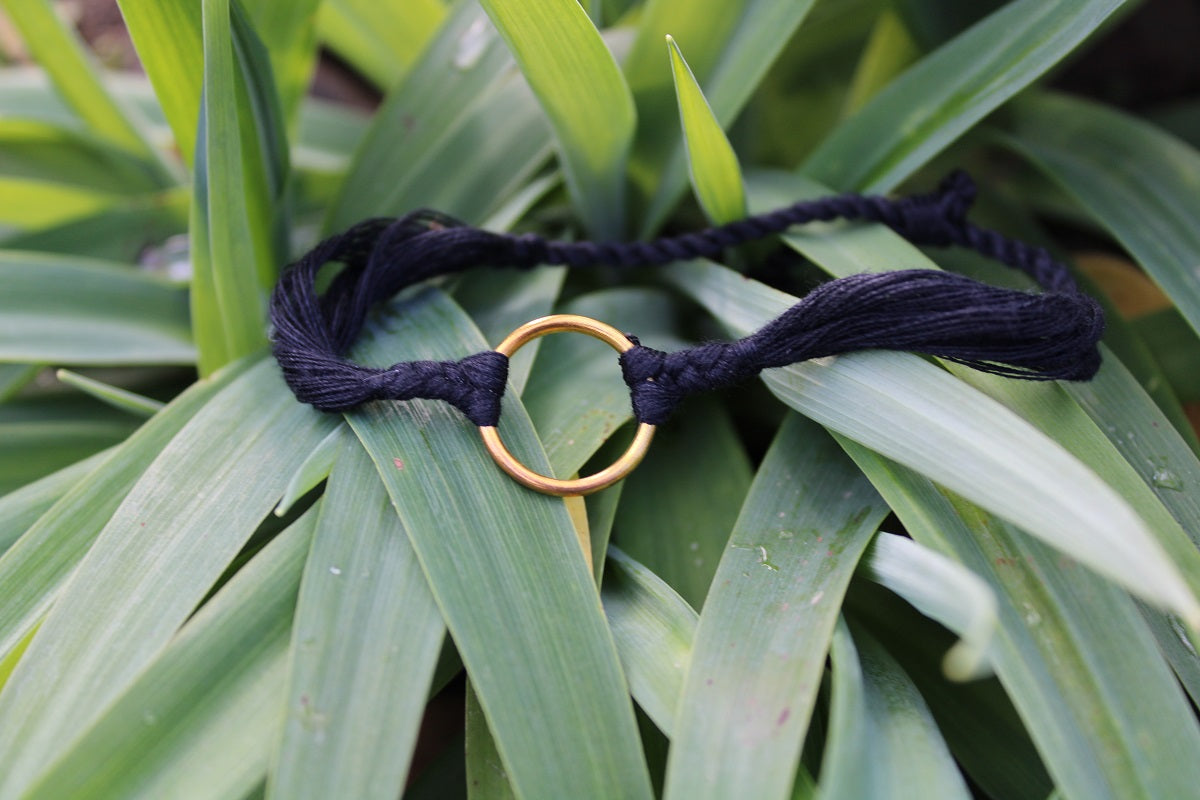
480, 314, 656, 497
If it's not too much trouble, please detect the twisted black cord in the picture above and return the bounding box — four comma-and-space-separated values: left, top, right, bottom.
270, 172, 1104, 426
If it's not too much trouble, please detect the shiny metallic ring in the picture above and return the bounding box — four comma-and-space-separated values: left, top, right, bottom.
480, 314, 655, 497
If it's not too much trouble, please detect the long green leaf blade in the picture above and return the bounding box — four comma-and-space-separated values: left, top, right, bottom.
478, 0, 635, 238
0, 251, 193, 364
816, 620, 971, 799
25, 509, 317, 800
0, 176, 123, 229
465, 681, 517, 800
861, 532, 998, 680
239, 0, 322, 119
0, 359, 336, 796
190, 0, 273, 373
0, 0, 167, 172
667, 35, 745, 224
1003, 91, 1200, 338
601, 545, 697, 735
662, 258, 1199, 623
0, 412, 132, 496
844, 443, 1200, 799
54, 370, 164, 418
613, 397, 752, 609
317, 0, 446, 89
803, 0, 1124, 192
0, 118, 166, 194
327, 2, 550, 230
269, 440, 445, 799
0, 359, 252, 663
114, 0, 203, 163
622, 0, 816, 231
347, 289, 653, 799
0, 448, 106, 556
663, 414, 889, 800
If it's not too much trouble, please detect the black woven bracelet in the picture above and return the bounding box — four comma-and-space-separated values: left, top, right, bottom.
270, 172, 1104, 495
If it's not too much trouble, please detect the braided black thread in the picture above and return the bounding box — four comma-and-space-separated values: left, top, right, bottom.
270, 172, 1104, 427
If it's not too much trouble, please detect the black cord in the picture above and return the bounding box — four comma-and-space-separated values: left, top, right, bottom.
269, 172, 1103, 426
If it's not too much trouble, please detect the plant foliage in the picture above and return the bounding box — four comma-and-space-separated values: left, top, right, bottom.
1, 0, 1199, 798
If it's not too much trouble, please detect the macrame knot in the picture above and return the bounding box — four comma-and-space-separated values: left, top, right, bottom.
885, 169, 977, 247
365, 351, 509, 426
621, 340, 761, 425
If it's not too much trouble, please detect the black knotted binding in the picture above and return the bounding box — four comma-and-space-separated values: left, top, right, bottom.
270, 172, 1104, 429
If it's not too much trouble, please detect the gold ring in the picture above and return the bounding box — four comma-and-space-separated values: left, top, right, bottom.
480, 314, 655, 496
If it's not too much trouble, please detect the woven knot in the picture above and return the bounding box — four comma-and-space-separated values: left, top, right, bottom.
368, 351, 509, 426
887, 169, 977, 247
620, 341, 761, 424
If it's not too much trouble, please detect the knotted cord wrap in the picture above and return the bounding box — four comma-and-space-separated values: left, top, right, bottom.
270, 171, 1105, 427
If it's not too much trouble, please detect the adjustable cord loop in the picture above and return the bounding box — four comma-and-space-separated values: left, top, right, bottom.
270, 172, 1104, 451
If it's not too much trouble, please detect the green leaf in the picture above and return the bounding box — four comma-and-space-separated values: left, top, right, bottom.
1130, 308, 1200, 405
0, 251, 193, 364
844, 444, 1200, 800
327, 2, 551, 230
465, 682, 517, 800
0, 363, 38, 402
0, 414, 131, 496
861, 532, 997, 680
846, 581, 1052, 800
0, 188, 188, 263
114, 0, 204, 163
622, 0, 817, 232
239, 0, 323, 120
662, 414, 889, 800
346, 289, 653, 799
0, 119, 166, 195
0, 448, 106, 556
601, 545, 697, 734
752, 167, 1200, 695
26, 508, 317, 800
0, 357, 250, 670
667, 35, 745, 225
1002, 91, 1200, 338
478, 0, 635, 238
294, 96, 371, 164
275, 424, 347, 516
802, 0, 1124, 192
613, 397, 752, 609
54, 369, 164, 418
317, 0, 447, 89
580, 441, 627, 583
744, 169, 1200, 623
0, 0, 169, 175
0, 624, 35, 693
0, 176, 124, 229
662, 257, 1199, 624
269, 440, 445, 799
842, 9, 919, 115
191, 0, 282, 373
816, 620, 971, 799
946, 356, 1200, 701
0, 359, 336, 796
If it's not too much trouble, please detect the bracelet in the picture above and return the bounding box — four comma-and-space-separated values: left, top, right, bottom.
270, 172, 1104, 496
